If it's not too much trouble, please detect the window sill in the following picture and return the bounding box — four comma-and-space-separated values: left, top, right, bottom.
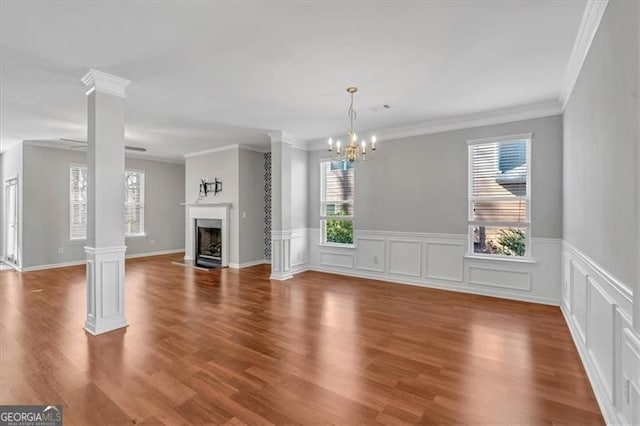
317, 243, 357, 249
464, 255, 537, 264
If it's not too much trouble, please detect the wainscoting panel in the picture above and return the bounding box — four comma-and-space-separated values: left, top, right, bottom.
388, 239, 422, 277
588, 279, 616, 400
356, 238, 385, 273
561, 241, 637, 425
290, 228, 308, 268
468, 266, 530, 291
320, 252, 354, 269
571, 260, 589, 344
308, 229, 561, 306
425, 242, 464, 282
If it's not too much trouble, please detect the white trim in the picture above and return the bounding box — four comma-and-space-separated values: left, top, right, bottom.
561, 304, 622, 425
22, 260, 87, 272
466, 133, 533, 146
239, 144, 270, 154
229, 259, 269, 269
125, 249, 184, 259
563, 240, 633, 302
184, 144, 239, 158
308, 266, 559, 306
84, 246, 127, 255
22, 140, 185, 164
20, 249, 185, 272
81, 69, 131, 98
267, 131, 294, 145
307, 100, 560, 151
559, 0, 610, 109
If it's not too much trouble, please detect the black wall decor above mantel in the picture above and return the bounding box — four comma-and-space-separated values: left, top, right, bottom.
199, 177, 222, 197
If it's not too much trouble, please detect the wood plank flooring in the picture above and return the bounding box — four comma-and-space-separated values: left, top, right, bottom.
1, 255, 603, 425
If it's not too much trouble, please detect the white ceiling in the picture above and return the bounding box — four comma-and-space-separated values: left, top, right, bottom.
1, 1, 586, 160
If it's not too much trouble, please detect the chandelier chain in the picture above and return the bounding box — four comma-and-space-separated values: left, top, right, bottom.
348, 91, 357, 135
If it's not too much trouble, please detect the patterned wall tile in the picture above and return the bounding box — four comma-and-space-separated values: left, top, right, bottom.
264, 152, 272, 261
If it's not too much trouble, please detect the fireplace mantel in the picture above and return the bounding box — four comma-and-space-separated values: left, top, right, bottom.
184, 203, 231, 266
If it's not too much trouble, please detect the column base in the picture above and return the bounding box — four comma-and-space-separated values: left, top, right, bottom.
269, 272, 294, 281
271, 231, 293, 281
84, 246, 128, 336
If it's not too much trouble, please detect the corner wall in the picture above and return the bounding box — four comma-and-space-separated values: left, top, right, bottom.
561, 1, 640, 424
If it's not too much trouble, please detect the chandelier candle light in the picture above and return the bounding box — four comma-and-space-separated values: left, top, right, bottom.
328, 87, 376, 163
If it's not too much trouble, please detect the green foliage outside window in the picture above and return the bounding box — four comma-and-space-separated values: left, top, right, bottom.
489, 228, 526, 256
326, 211, 353, 244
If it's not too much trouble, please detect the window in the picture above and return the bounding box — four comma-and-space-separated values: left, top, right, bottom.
468, 135, 531, 257
70, 166, 145, 240
124, 170, 145, 236
4, 177, 19, 264
70, 165, 88, 240
320, 160, 354, 245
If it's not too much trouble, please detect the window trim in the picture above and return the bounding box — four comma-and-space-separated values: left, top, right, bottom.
69, 163, 88, 241
69, 164, 147, 240
124, 169, 146, 238
466, 133, 532, 260
319, 158, 355, 246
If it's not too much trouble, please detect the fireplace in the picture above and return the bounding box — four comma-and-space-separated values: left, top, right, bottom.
195, 219, 222, 268
184, 202, 230, 268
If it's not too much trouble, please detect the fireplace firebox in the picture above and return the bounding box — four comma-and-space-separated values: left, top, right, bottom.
195, 219, 222, 268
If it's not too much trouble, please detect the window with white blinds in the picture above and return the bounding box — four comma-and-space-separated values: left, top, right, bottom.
124, 170, 145, 236
70, 165, 88, 240
70, 166, 145, 240
468, 135, 531, 257
320, 160, 354, 245
4, 177, 19, 264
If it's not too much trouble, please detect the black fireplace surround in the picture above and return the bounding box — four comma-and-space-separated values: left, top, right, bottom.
195, 219, 222, 268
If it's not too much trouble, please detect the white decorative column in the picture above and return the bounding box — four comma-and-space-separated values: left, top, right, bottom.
81, 69, 131, 335
269, 131, 293, 280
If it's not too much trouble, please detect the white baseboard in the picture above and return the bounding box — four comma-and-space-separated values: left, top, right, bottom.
229, 259, 269, 269
125, 248, 184, 259
22, 260, 86, 272
20, 249, 185, 272
307, 266, 560, 306
561, 304, 622, 425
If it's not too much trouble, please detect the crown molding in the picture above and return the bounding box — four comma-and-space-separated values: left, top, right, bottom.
81, 69, 131, 98
183, 144, 240, 158
22, 140, 185, 164
238, 144, 270, 153
307, 99, 562, 151
267, 131, 295, 145
559, 0, 609, 109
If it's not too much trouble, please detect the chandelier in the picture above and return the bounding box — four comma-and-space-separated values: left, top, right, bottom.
327, 87, 376, 163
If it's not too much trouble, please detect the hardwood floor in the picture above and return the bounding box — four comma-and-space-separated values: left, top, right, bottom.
1, 254, 603, 425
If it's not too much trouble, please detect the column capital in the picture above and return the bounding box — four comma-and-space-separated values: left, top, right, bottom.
268, 131, 295, 145
81, 69, 131, 98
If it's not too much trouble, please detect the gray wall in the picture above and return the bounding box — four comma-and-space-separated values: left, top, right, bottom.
238, 148, 266, 264
563, 0, 639, 287
291, 147, 309, 230
309, 115, 563, 238
185, 147, 240, 264
21, 144, 185, 268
